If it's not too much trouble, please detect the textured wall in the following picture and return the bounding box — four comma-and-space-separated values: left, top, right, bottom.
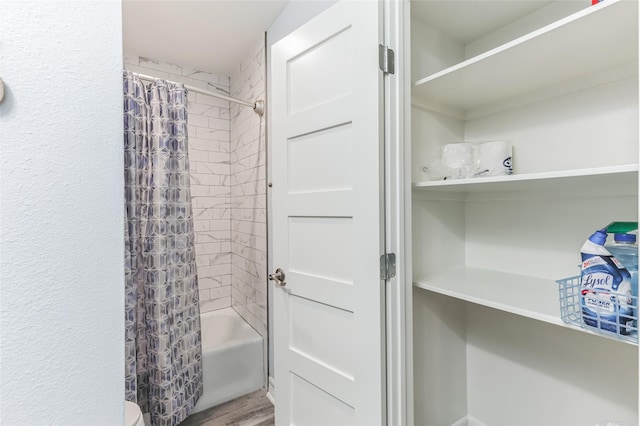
230, 36, 268, 339
124, 55, 233, 313
0, 1, 124, 424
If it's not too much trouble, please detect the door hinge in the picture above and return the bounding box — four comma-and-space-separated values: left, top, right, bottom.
380, 253, 397, 280
378, 44, 395, 75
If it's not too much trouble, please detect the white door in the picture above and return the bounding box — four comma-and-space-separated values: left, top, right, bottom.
270, 1, 385, 425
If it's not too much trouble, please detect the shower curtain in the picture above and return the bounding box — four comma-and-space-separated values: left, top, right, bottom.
123, 71, 203, 426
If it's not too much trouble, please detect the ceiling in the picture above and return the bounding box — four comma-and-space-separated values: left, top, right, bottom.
122, 0, 289, 76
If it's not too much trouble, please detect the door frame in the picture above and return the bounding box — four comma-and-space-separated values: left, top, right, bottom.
382, 1, 413, 425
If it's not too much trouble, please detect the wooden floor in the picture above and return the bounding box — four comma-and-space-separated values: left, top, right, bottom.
180, 390, 274, 426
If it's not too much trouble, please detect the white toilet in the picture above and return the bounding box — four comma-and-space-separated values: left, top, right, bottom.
125, 401, 146, 426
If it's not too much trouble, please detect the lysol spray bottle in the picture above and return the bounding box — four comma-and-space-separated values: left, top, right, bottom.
580, 228, 634, 335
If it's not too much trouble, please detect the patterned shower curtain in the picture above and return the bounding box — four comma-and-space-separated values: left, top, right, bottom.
123, 71, 203, 426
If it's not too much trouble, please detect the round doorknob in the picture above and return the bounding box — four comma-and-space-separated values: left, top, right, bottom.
269, 268, 286, 287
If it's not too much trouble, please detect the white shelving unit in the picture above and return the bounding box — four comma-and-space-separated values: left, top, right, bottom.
409, 0, 639, 424
414, 267, 637, 346
414, 267, 562, 324
413, 164, 638, 193
413, 0, 638, 114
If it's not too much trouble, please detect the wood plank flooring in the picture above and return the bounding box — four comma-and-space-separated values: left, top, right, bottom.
180, 390, 274, 426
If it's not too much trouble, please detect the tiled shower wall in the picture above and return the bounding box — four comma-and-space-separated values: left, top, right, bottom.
230, 37, 268, 339
124, 55, 233, 313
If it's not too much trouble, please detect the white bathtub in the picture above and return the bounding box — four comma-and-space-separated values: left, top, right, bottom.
191, 307, 264, 414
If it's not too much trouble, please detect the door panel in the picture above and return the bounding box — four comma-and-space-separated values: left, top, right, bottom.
288, 123, 353, 194
289, 295, 355, 378
288, 216, 353, 281
287, 27, 353, 114
290, 373, 356, 426
271, 1, 384, 424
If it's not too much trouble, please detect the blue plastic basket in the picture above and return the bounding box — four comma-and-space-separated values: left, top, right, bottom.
556, 275, 638, 344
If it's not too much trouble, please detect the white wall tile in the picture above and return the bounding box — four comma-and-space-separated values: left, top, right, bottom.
196, 255, 210, 267
210, 252, 232, 265
197, 231, 231, 244
187, 102, 219, 117
193, 208, 213, 220
232, 194, 266, 210
196, 127, 230, 142
196, 92, 229, 108
229, 35, 268, 338
199, 289, 211, 302
209, 186, 231, 198
203, 220, 226, 232
183, 68, 221, 85
125, 52, 270, 318
209, 117, 230, 131
187, 149, 210, 163
171, 74, 212, 91
200, 297, 232, 313
199, 264, 231, 278
231, 165, 260, 186
231, 152, 265, 174
201, 154, 229, 167
231, 303, 252, 323
190, 185, 210, 197
212, 208, 231, 220
199, 276, 224, 290
196, 242, 221, 255
190, 173, 220, 186
193, 220, 210, 232
210, 286, 232, 299
188, 138, 221, 153
188, 114, 210, 128
139, 56, 183, 75
182, 58, 232, 320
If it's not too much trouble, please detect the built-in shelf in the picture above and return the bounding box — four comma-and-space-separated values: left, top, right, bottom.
412, 0, 638, 113
411, 0, 555, 48
414, 266, 637, 345
413, 164, 638, 194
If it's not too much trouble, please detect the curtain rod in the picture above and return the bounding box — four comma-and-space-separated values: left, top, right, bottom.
132, 72, 264, 117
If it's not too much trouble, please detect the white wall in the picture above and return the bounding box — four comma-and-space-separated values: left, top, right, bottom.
0, 2, 124, 424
